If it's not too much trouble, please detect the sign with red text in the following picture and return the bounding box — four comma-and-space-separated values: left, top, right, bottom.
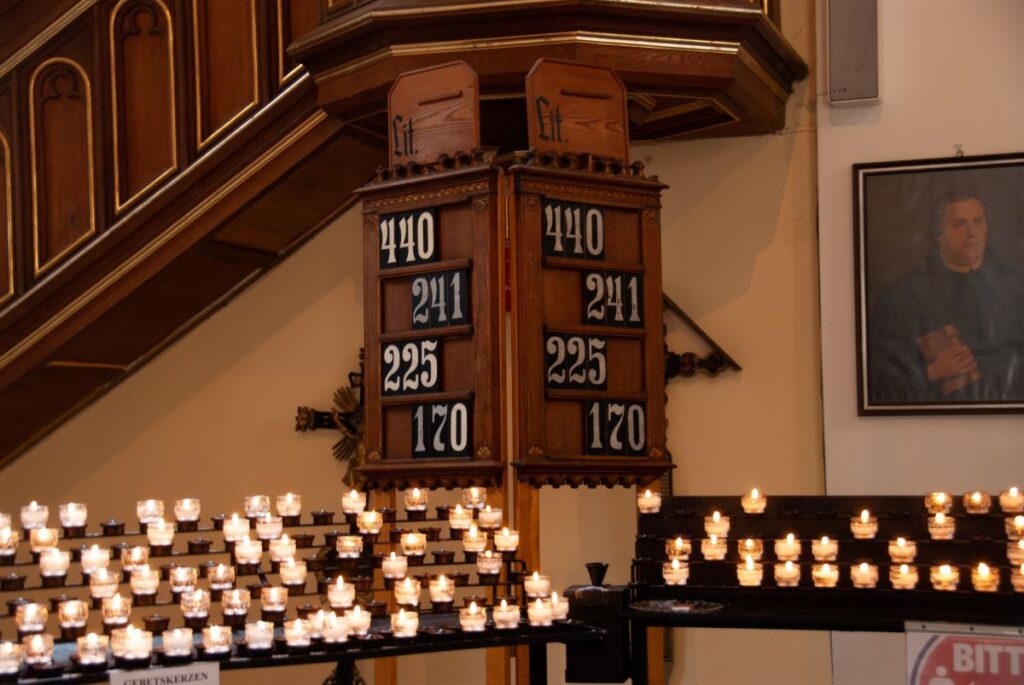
908, 625, 1024, 685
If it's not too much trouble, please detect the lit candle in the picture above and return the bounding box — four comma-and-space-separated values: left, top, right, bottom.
202, 625, 232, 654
180, 589, 211, 618
0, 514, 7, 530
1000, 487, 1024, 513
462, 487, 487, 510
0, 642, 22, 674
637, 489, 661, 514
90, 568, 120, 599
851, 562, 879, 589
146, 518, 174, 547
429, 575, 455, 604
704, 511, 730, 538
701, 534, 727, 561
260, 587, 288, 613
930, 564, 959, 591
738, 538, 763, 561
391, 609, 419, 638
666, 536, 691, 561
459, 601, 486, 632
1009, 539, 1024, 566
342, 491, 367, 516
208, 563, 235, 590
811, 563, 839, 588
402, 532, 427, 557
15, 602, 48, 632
741, 488, 766, 514
276, 493, 302, 517
221, 589, 251, 617
81, 545, 111, 575
971, 562, 999, 592
58, 599, 88, 628
1013, 564, 1024, 593
463, 525, 487, 553
20, 501, 48, 530
524, 571, 551, 598
29, 527, 58, 553
357, 510, 383, 535
888, 537, 917, 563
76, 633, 108, 665
662, 558, 688, 585
0, 528, 19, 558
774, 534, 801, 562
222, 514, 250, 543
169, 566, 198, 594
269, 534, 297, 562
23, 633, 54, 666
404, 488, 428, 512
928, 512, 956, 540
737, 555, 763, 587
245, 621, 275, 651
283, 619, 312, 647
328, 576, 355, 609
850, 510, 878, 539
345, 606, 372, 636
255, 515, 283, 541
278, 558, 307, 587
1006, 515, 1024, 541
174, 498, 201, 523
136, 499, 164, 524
478, 505, 503, 530
527, 598, 553, 627
963, 491, 992, 514
39, 548, 70, 577
233, 537, 263, 565
244, 496, 270, 519
477, 550, 502, 576
101, 595, 132, 627
494, 527, 520, 553
448, 505, 473, 531
130, 565, 159, 596
774, 560, 800, 587
812, 536, 838, 562
335, 535, 362, 559
394, 577, 421, 606
312, 610, 347, 642
925, 491, 952, 514
59, 502, 88, 528
382, 552, 408, 580
493, 599, 521, 629
550, 591, 569, 620
161, 628, 192, 658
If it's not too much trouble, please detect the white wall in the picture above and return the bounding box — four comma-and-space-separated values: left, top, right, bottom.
817, 2, 1024, 683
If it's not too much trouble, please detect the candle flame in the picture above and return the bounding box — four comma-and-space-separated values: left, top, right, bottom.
500, 599, 508, 609
353, 606, 361, 617
897, 537, 906, 546
860, 510, 870, 523
744, 538, 754, 549
644, 489, 652, 498
935, 512, 946, 524
785, 561, 794, 571
1012, 487, 1020, 497
471, 487, 479, 497
87, 633, 98, 646
751, 488, 760, 499
532, 571, 540, 581
710, 534, 718, 544
1015, 515, 1024, 528
390, 551, 397, 560
336, 576, 345, 588
900, 564, 909, 574
940, 564, 951, 575
936, 492, 946, 504
671, 558, 680, 570
439, 575, 448, 588
859, 562, 869, 572
821, 536, 829, 544
403, 578, 412, 589
786, 533, 795, 544
552, 591, 559, 602
502, 527, 510, 536
712, 511, 721, 522
745, 555, 754, 570
455, 505, 464, 514
485, 505, 492, 513
412, 488, 421, 497
534, 599, 543, 608
469, 601, 479, 614
822, 563, 832, 573
978, 562, 990, 577
971, 492, 982, 503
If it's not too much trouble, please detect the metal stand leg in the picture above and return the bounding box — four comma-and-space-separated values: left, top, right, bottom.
527, 643, 547, 685
336, 660, 355, 685
630, 621, 648, 685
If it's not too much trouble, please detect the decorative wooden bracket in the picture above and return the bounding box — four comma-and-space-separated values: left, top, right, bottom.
663, 293, 741, 381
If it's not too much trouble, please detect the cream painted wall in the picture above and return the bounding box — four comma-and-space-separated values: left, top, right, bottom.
816, 1, 1024, 683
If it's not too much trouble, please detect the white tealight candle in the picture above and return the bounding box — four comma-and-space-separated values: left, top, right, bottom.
269, 534, 297, 562
382, 552, 408, 579
550, 591, 569, 621
115, 626, 152, 661
429, 575, 455, 604
23, 633, 54, 666
929, 512, 956, 540
773, 534, 800, 562
774, 560, 800, 587
59, 502, 88, 528
161, 628, 193, 658
402, 532, 427, 557
448, 505, 473, 531
76, 633, 108, 665
738, 538, 763, 561
493, 599, 521, 629
1013, 564, 1024, 593
963, 491, 992, 515
136, 499, 164, 525
811, 563, 839, 588
279, 558, 307, 587
637, 489, 661, 514
463, 525, 487, 554
233, 537, 263, 565
255, 515, 283, 541
15, 602, 48, 632
39, 548, 70, 577
971, 562, 999, 592
494, 527, 520, 553
58, 599, 88, 628
20, 502, 49, 530
0, 528, 18, 557
90, 569, 120, 599
260, 587, 288, 612
357, 510, 383, 535
741, 488, 766, 514
223, 514, 250, 543
244, 496, 270, 519
342, 491, 367, 515
925, 491, 952, 514
477, 550, 502, 576
478, 505, 503, 530
146, 519, 174, 547
0, 642, 22, 674
174, 498, 201, 523
130, 565, 160, 596
527, 598, 553, 627
345, 606, 372, 636
737, 555, 763, 587
851, 562, 879, 589
284, 619, 312, 647
1008, 539, 1024, 566
208, 564, 235, 590
313, 610, 348, 642
202, 625, 232, 654
101, 595, 132, 627
221, 589, 250, 617
169, 566, 198, 594
459, 602, 487, 632
462, 487, 487, 510
704, 511, 730, 538
1007, 515, 1024, 541
930, 564, 959, 591
701, 534, 727, 561
335, 535, 362, 559
811, 536, 838, 562
394, 577, 421, 606
666, 536, 691, 561
81, 545, 111, 574
245, 621, 275, 651
662, 558, 688, 585
404, 488, 428, 512
276, 493, 302, 517
888, 537, 917, 563
328, 576, 355, 609
29, 527, 58, 553
391, 609, 419, 638
1000, 487, 1024, 513
524, 571, 551, 598
851, 510, 878, 539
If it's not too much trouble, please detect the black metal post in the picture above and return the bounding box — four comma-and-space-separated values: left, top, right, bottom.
528, 643, 548, 685
336, 660, 355, 685
630, 621, 648, 685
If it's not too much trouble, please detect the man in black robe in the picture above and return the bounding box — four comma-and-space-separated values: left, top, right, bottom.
868, 190, 1024, 404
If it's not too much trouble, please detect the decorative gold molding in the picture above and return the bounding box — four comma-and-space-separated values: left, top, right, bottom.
192, 0, 261, 150
110, 0, 179, 213
277, 0, 305, 86
0, 0, 96, 79
29, 58, 97, 277
0, 132, 13, 307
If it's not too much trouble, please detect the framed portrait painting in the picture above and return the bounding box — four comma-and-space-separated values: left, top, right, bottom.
855, 152, 1024, 414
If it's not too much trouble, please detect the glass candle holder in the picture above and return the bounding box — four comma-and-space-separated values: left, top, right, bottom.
0, 528, 19, 558
270, 535, 297, 562
111, 626, 152, 660
221, 588, 251, 616
391, 609, 419, 638
283, 619, 312, 647
59, 503, 88, 528
851, 562, 879, 589
320, 612, 349, 643
850, 510, 878, 540
478, 506, 502, 530
0, 514, 8, 531
161, 628, 193, 658
15, 602, 48, 632
345, 607, 372, 636
222, 515, 250, 543
382, 552, 408, 580
130, 566, 159, 596
20, 502, 49, 530
404, 488, 428, 512
930, 564, 960, 591
811, 563, 839, 588
29, 527, 58, 554
459, 602, 486, 632
255, 516, 283, 541
260, 587, 288, 612
477, 550, 502, 576
704, 511, 730, 538
244, 496, 270, 519
328, 576, 355, 609
22, 633, 54, 666
76, 633, 108, 665
925, 491, 952, 514
90, 569, 120, 599
357, 510, 383, 535
278, 558, 307, 587
57, 599, 88, 630
929, 513, 956, 540
1013, 565, 1024, 593
494, 527, 520, 553
741, 488, 766, 514
146, 519, 174, 547
774, 560, 800, 587
169, 566, 198, 594
245, 621, 275, 651
0, 642, 22, 674
335, 535, 363, 559
174, 498, 201, 523
964, 491, 992, 514
208, 563, 235, 590
393, 577, 421, 606
307, 610, 330, 639
493, 599, 520, 629
276, 493, 302, 517
666, 536, 691, 561
81, 545, 111, 575
524, 572, 551, 598
180, 589, 211, 618
448, 505, 473, 531
136, 500, 164, 525
342, 491, 366, 516
101, 595, 132, 627
462, 487, 487, 510
738, 538, 763, 561
428, 575, 455, 603
890, 564, 919, 590
233, 537, 262, 565
402, 532, 427, 557
1000, 487, 1024, 513
39, 548, 70, 577
527, 598, 553, 627
701, 535, 727, 561
662, 559, 688, 585
971, 562, 999, 592
463, 526, 487, 553
122, 546, 150, 572
1007, 515, 1024, 541
737, 555, 763, 587
202, 625, 231, 654
1008, 540, 1024, 566
888, 537, 917, 563
550, 592, 570, 621
811, 536, 838, 562
637, 489, 661, 514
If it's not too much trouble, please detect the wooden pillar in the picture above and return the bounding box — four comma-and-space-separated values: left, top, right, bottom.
374, 489, 398, 685
637, 483, 665, 685
513, 480, 540, 685
486, 484, 512, 685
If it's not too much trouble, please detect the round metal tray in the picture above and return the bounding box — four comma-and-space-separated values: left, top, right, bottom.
629, 599, 724, 615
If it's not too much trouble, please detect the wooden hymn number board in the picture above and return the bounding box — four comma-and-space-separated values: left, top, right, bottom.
358, 62, 506, 489
511, 60, 670, 487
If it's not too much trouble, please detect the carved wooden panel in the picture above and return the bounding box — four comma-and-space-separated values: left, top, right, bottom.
110, 0, 178, 212
29, 58, 96, 276
277, 0, 320, 85
192, 0, 259, 149
0, 131, 12, 305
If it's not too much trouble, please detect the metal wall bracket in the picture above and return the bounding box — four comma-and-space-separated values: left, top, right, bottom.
662, 293, 741, 381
